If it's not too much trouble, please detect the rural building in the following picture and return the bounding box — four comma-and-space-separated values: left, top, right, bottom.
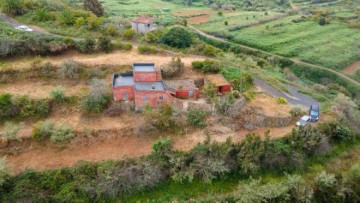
131, 15, 155, 33
206, 74, 232, 94
164, 80, 199, 99
112, 63, 173, 109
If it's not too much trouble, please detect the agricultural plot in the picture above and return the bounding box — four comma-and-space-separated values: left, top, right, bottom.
194, 11, 285, 33
230, 16, 360, 70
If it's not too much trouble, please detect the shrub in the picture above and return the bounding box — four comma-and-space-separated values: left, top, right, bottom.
0, 0, 24, 16
215, 92, 235, 115
98, 36, 113, 53
50, 124, 74, 143
277, 97, 288, 104
87, 15, 104, 30
123, 43, 132, 50
160, 26, 193, 48
50, 87, 66, 103
77, 38, 96, 54
203, 44, 218, 57
56, 8, 76, 26
152, 137, 173, 160
123, 28, 136, 40
13, 96, 50, 118
161, 57, 184, 78
289, 106, 303, 118
105, 24, 118, 36
318, 121, 354, 143
84, 0, 104, 17
1, 122, 22, 141
203, 82, 217, 102
0, 157, 11, 187
33, 8, 52, 22
224, 21, 228, 26
187, 109, 207, 128
314, 172, 345, 202
137, 45, 158, 54
58, 59, 81, 79
191, 59, 221, 73
318, 17, 327, 26
217, 11, 223, 16
81, 79, 110, 113
143, 104, 177, 131
32, 120, 55, 141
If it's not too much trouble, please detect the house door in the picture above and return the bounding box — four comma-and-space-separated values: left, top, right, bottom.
123, 93, 128, 101
189, 90, 193, 97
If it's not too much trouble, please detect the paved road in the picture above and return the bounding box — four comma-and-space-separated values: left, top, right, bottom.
189, 25, 360, 87
254, 77, 319, 108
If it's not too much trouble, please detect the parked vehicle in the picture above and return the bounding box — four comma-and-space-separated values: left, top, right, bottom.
16, 25, 33, 32
296, 115, 310, 126
309, 105, 319, 121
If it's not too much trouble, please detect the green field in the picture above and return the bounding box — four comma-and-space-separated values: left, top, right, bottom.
194, 11, 285, 33
229, 16, 360, 70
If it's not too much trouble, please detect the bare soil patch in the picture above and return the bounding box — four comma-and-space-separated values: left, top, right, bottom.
173, 10, 213, 17
343, 61, 360, 74
248, 94, 292, 117
4, 123, 295, 174
0, 80, 88, 99
187, 15, 211, 24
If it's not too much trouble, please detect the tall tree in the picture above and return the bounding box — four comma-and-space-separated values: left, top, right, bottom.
83, 0, 104, 17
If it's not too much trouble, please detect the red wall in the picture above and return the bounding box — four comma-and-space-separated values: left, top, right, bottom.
134, 72, 157, 82
216, 85, 231, 94
175, 90, 200, 99
112, 86, 134, 101
134, 90, 174, 108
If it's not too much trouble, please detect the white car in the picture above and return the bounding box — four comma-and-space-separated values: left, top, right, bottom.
16, 25, 33, 32
296, 115, 311, 126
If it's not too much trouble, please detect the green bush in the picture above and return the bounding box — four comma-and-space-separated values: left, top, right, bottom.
32, 120, 55, 141
161, 57, 184, 78
50, 124, 74, 143
123, 28, 136, 40
160, 26, 193, 48
13, 96, 51, 118
1, 122, 22, 141
191, 59, 221, 73
50, 87, 66, 103
187, 109, 207, 128
77, 38, 96, 54
276, 97, 288, 104
0, 157, 11, 187
152, 137, 173, 160
138, 45, 158, 54
289, 106, 303, 118
81, 79, 110, 113
203, 44, 219, 57
0, 0, 24, 16
98, 36, 113, 53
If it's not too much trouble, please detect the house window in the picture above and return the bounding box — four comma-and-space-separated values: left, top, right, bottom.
143, 97, 147, 102
159, 96, 163, 101
147, 24, 150, 27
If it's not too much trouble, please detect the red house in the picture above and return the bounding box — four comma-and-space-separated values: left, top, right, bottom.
112, 63, 173, 109
206, 74, 231, 94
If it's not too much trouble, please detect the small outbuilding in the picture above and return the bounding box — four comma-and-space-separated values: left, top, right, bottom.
164, 80, 199, 99
206, 74, 231, 94
131, 15, 155, 33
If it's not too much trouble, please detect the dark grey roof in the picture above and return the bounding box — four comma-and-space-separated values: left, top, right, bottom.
114, 76, 135, 87
135, 82, 165, 91
133, 63, 155, 72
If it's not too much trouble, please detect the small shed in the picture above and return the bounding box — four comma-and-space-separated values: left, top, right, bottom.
164, 80, 199, 99
112, 73, 135, 101
131, 15, 155, 33
206, 74, 231, 94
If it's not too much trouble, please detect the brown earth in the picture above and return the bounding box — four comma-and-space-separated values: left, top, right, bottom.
187, 15, 211, 24
2, 49, 206, 71
248, 94, 292, 117
4, 123, 295, 174
343, 61, 360, 74
0, 80, 88, 99
173, 10, 214, 17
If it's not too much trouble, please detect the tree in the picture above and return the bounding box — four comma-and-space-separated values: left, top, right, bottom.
318, 17, 327, 26
224, 21, 228, 26
160, 26, 193, 48
0, 0, 24, 16
84, 0, 104, 17
98, 36, 113, 53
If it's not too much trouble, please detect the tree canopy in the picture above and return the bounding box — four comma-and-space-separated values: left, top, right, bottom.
160, 26, 193, 48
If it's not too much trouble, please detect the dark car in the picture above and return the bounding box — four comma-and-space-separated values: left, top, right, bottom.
309, 105, 319, 121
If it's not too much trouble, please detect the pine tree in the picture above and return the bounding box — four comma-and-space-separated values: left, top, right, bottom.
84, 0, 104, 17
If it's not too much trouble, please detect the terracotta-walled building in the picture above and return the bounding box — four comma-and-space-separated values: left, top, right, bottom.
206, 74, 232, 94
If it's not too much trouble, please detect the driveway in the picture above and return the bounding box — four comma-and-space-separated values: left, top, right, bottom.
0, 12, 50, 35
254, 77, 319, 109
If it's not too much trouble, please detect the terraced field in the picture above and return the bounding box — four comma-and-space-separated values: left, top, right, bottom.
230, 16, 360, 70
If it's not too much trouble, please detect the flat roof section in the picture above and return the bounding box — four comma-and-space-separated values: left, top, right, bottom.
114, 76, 135, 87
133, 63, 155, 72
135, 82, 165, 91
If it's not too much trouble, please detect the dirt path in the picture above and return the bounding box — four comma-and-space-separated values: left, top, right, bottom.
343, 61, 360, 74
189, 25, 360, 87
4, 124, 295, 174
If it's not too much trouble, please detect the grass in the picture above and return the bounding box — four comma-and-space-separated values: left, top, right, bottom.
230, 16, 360, 70
194, 11, 284, 34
